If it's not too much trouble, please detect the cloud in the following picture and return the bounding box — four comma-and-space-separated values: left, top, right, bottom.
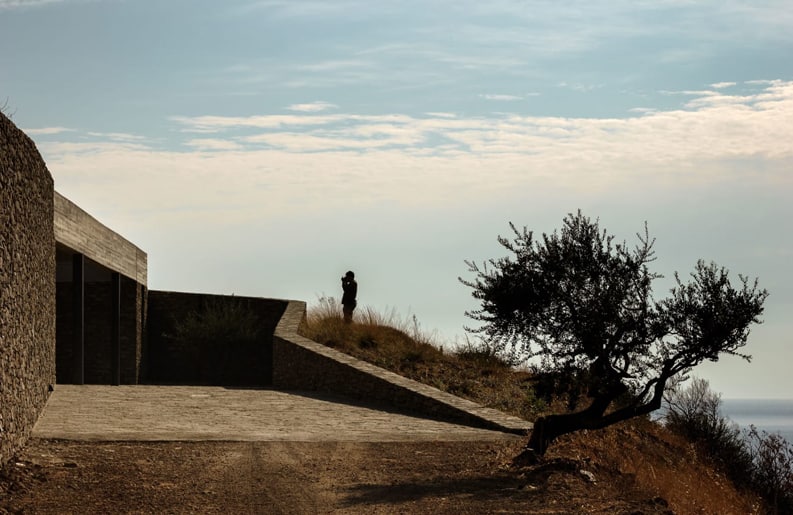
294, 60, 369, 73
0, 0, 61, 9
479, 94, 522, 101
170, 114, 343, 133
286, 101, 338, 113
86, 131, 146, 142
711, 81, 737, 89
21, 126, 74, 135
558, 82, 602, 92
165, 81, 793, 164
40, 80, 793, 233
234, 0, 361, 18
185, 139, 244, 151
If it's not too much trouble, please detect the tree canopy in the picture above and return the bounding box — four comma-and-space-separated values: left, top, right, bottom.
461, 211, 768, 457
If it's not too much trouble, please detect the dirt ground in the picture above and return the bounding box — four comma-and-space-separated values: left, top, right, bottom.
0, 439, 675, 515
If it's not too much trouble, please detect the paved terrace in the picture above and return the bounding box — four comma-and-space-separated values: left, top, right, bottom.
33, 385, 522, 442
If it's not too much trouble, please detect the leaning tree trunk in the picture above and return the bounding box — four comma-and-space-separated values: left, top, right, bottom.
525, 386, 667, 458
527, 411, 594, 457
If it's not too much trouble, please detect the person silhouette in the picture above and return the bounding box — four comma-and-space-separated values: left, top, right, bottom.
341, 271, 357, 323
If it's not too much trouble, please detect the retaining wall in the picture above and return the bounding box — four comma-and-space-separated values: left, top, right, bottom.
273, 301, 531, 435
0, 113, 56, 463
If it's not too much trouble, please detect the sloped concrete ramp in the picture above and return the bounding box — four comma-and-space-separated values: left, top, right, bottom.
33, 385, 521, 442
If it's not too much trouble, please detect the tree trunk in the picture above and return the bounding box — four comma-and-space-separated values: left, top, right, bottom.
527, 412, 593, 456
527, 387, 667, 456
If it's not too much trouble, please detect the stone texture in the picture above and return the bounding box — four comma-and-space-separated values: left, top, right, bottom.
0, 112, 56, 463
33, 385, 519, 442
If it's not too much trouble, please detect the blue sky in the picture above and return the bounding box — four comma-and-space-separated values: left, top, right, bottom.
2, 0, 792, 399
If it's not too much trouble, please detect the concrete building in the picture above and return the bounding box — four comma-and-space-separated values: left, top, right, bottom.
1, 112, 530, 465
1, 112, 148, 461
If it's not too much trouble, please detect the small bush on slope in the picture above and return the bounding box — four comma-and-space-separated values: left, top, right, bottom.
665, 378, 793, 514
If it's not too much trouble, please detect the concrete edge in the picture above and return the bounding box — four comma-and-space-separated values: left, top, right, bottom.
54, 191, 148, 285
273, 300, 532, 435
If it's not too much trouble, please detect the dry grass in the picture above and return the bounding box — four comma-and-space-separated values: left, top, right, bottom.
299, 297, 545, 421
550, 418, 764, 514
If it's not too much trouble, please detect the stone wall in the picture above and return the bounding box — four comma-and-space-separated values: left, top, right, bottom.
273, 301, 531, 435
0, 113, 56, 463
146, 291, 287, 385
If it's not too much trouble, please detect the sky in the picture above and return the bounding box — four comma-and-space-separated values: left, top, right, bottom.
1, 0, 791, 399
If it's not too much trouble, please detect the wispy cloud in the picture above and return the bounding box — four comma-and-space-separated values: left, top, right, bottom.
22, 126, 74, 135
479, 94, 523, 101
165, 81, 793, 164
293, 60, 369, 73
0, 0, 62, 10
41, 80, 792, 227
86, 131, 146, 142
711, 81, 737, 89
286, 101, 338, 113
235, 0, 361, 18
558, 81, 603, 92
185, 138, 244, 151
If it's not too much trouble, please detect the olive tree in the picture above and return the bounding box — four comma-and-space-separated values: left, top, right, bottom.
461, 211, 767, 457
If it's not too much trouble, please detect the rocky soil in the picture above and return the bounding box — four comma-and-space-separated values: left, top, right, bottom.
1, 438, 676, 515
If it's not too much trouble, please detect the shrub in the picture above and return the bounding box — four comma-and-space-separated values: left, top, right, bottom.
453, 337, 515, 369
173, 298, 263, 384
174, 298, 261, 346
664, 377, 793, 514
745, 426, 793, 515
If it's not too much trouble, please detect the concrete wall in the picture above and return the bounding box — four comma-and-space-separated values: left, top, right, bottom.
54, 192, 147, 286
0, 113, 56, 463
146, 291, 287, 385
273, 301, 531, 434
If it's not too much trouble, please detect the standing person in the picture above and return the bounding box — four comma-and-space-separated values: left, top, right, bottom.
341, 271, 357, 324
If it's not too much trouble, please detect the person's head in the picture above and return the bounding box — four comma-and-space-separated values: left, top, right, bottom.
345, 271, 355, 279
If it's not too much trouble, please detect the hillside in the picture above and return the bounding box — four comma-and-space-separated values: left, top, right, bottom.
299, 303, 763, 514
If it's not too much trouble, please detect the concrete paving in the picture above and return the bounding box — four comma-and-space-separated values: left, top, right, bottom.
32, 385, 521, 442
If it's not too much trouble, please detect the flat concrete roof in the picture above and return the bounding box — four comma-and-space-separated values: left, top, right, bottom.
54, 192, 147, 285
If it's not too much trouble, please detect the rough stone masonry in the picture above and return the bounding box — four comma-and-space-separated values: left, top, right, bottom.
0, 112, 56, 463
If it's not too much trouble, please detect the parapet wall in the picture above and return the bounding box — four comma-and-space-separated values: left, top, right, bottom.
0, 113, 56, 463
273, 301, 531, 435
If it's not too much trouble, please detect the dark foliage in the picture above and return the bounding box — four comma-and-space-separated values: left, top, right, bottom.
664, 378, 753, 482
665, 378, 793, 514
461, 211, 767, 456
172, 299, 264, 384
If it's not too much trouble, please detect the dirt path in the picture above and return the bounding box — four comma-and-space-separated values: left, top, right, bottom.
1, 439, 677, 514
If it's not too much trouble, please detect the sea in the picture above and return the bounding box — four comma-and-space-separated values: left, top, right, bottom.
721, 398, 793, 444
